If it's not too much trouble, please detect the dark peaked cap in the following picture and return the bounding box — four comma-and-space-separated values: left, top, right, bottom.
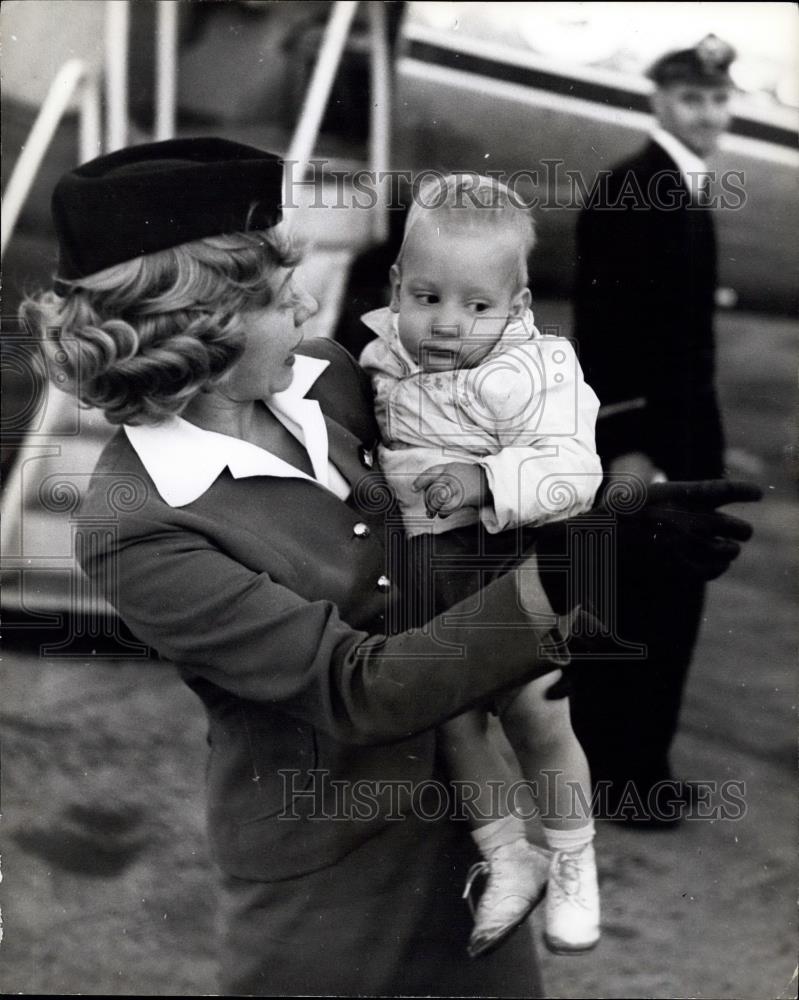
648, 34, 736, 87
52, 137, 283, 281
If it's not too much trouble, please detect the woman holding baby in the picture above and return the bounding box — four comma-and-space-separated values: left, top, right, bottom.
23, 138, 757, 996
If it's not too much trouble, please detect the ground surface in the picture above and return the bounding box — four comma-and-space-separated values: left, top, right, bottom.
1, 303, 796, 998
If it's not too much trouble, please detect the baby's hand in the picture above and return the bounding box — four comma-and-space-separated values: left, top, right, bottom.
412, 462, 488, 519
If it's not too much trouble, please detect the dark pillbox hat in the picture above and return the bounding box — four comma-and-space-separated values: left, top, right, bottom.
648, 34, 736, 88
52, 137, 283, 281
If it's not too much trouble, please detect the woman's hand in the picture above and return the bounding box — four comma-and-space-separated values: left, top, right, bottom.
632, 479, 761, 577
608, 451, 665, 484
534, 478, 763, 613
412, 462, 489, 519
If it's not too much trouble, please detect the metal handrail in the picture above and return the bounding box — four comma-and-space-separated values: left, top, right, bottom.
285, 1, 360, 181
2, 0, 392, 261
105, 0, 130, 151
367, 1, 391, 244
1, 0, 132, 261
284, 0, 391, 243
154, 0, 179, 141
0, 59, 101, 260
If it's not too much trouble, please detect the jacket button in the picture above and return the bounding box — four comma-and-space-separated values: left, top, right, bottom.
376, 575, 391, 592
353, 522, 370, 538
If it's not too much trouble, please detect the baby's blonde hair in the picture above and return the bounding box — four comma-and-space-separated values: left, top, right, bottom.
395, 173, 536, 289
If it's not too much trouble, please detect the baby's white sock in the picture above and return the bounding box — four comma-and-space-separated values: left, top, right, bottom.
470, 813, 527, 859
543, 819, 595, 853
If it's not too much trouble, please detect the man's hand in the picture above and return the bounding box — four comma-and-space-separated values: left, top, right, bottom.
412, 462, 489, 519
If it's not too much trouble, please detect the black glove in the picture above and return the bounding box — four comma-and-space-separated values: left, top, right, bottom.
620, 479, 761, 578
535, 478, 762, 614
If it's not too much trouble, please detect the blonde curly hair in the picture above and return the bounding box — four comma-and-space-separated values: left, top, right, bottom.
20, 228, 300, 425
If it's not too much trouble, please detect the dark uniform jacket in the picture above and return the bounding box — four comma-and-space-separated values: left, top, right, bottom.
569, 139, 725, 798
78, 338, 565, 885
574, 139, 724, 480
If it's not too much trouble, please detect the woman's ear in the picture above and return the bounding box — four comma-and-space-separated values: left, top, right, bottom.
511, 287, 532, 317
389, 265, 402, 313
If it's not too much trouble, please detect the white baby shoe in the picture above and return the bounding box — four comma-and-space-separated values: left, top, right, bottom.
543, 841, 601, 953
464, 839, 551, 959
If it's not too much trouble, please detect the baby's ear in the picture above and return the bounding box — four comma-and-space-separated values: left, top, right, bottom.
389, 265, 402, 313
511, 287, 532, 316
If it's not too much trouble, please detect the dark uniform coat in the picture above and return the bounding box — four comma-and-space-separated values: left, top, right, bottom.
78, 338, 561, 996
571, 139, 725, 802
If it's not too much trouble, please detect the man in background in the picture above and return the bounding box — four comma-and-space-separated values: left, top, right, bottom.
571, 35, 737, 823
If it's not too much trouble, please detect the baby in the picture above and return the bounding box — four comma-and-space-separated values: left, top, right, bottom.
359, 174, 603, 958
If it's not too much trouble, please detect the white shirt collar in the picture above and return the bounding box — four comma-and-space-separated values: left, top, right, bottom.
360, 308, 418, 371
650, 127, 709, 197
124, 354, 341, 507
360, 306, 539, 374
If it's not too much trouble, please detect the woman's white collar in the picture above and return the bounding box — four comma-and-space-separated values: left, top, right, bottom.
124, 354, 331, 507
